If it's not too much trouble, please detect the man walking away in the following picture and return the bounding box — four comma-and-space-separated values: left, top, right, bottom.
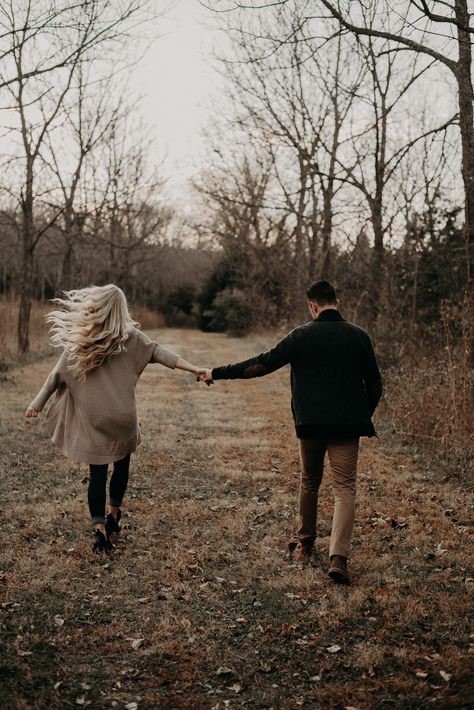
202, 281, 382, 585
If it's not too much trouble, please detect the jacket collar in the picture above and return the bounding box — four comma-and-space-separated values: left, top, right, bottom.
316, 309, 344, 322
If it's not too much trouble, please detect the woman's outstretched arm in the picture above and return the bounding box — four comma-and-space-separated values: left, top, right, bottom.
26, 351, 67, 416
175, 357, 208, 377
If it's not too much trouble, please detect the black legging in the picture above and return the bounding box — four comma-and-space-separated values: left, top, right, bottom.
88, 454, 130, 524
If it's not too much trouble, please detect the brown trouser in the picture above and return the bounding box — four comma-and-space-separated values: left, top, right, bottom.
298, 437, 359, 559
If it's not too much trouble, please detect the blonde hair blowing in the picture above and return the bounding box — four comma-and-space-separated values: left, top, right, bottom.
47, 284, 139, 381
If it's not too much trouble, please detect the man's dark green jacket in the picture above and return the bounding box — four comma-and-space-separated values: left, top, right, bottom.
211, 309, 383, 439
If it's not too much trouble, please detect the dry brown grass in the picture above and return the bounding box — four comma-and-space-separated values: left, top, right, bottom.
0, 328, 473, 709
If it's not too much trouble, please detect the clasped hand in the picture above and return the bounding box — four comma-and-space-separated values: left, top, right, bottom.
196, 368, 214, 386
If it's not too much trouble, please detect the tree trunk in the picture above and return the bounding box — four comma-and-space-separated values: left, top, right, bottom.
61, 244, 74, 293
320, 112, 340, 280
307, 177, 319, 279
320, 186, 333, 278
18, 166, 34, 353
60, 207, 75, 292
291, 158, 308, 316
454, 0, 474, 427
369, 198, 385, 326
455, 0, 474, 278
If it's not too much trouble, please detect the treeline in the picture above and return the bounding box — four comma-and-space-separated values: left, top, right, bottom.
0, 202, 214, 322
1, 2, 471, 342
195, 1, 471, 335
197, 205, 467, 339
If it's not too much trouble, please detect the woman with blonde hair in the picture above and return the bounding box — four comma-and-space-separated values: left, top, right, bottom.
26, 284, 207, 552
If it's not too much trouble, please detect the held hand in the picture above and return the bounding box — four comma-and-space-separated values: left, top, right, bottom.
196, 368, 214, 386
26, 406, 39, 418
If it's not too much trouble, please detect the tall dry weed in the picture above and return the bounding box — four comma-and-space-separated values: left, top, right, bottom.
0, 296, 52, 367
382, 312, 473, 478
130, 304, 166, 330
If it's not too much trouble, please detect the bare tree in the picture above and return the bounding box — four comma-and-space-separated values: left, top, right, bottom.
317, 0, 473, 419
326, 8, 452, 321
0, 0, 153, 352
84, 109, 173, 293
207, 3, 364, 315
43, 65, 121, 291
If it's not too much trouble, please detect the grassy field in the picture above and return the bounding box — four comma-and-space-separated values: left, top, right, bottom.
0, 328, 472, 709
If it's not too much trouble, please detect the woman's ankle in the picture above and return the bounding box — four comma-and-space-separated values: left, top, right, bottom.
108, 505, 120, 520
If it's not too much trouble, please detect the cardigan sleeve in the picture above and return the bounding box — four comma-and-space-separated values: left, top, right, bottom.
212, 332, 294, 380
132, 329, 179, 370
29, 351, 67, 412
150, 342, 179, 369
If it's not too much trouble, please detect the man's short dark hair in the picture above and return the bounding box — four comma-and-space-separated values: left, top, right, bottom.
306, 280, 337, 305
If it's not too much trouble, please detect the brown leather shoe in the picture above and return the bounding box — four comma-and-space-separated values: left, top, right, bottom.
328, 555, 350, 585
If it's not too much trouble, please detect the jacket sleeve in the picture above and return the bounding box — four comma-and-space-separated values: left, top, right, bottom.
29, 351, 67, 412
361, 335, 383, 415
212, 332, 294, 380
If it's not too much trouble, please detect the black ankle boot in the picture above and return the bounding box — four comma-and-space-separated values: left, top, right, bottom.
105, 509, 121, 536
92, 529, 114, 553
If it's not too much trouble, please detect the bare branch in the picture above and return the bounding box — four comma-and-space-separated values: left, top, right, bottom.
320, 0, 458, 71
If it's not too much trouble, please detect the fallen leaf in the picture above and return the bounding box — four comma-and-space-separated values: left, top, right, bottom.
439, 670, 451, 682
127, 638, 143, 651
416, 671, 428, 679
327, 644, 342, 653
216, 666, 235, 676
227, 683, 242, 693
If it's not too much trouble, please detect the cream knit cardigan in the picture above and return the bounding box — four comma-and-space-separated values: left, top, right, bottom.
30, 328, 179, 464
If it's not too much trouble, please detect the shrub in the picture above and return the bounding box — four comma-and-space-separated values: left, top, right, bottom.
203, 287, 254, 337
162, 286, 197, 327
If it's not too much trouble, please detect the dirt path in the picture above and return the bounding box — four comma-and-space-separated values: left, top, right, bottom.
0, 328, 472, 709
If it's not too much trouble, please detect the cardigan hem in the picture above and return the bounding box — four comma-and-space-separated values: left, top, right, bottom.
46, 426, 141, 465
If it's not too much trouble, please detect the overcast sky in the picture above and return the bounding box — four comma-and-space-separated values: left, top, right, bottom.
130, 0, 223, 200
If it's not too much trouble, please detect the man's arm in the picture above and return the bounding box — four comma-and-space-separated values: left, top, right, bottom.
212, 332, 294, 381
361, 334, 383, 414
366, 379, 383, 415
